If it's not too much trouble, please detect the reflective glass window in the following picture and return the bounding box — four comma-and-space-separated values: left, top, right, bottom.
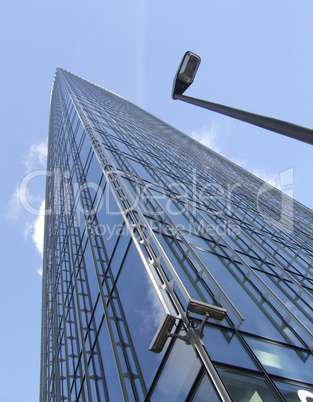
97, 319, 123, 401
114, 139, 131, 154
129, 159, 154, 182
83, 240, 99, 308
190, 373, 221, 402
78, 133, 91, 169
155, 232, 215, 305
203, 326, 257, 371
95, 186, 125, 260
245, 336, 313, 383
194, 249, 287, 341
116, 242, 167, 387
274, 379, 313, 402
151, 339, 202, 401
108, 228, 131, 279
85, 153, 103, 188
257, 271, 313, 333
181, 231, 212, 251
217, 366, 281, 401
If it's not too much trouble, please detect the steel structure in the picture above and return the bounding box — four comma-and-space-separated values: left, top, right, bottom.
40, 68, 313, 401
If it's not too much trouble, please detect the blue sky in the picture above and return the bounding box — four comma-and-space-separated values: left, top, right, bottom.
0, 1, 312, 400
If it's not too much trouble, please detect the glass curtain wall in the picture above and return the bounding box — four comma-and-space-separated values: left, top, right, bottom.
40, 68, 313, 401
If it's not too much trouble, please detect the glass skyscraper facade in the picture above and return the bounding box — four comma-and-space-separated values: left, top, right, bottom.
40, 68, 313, 401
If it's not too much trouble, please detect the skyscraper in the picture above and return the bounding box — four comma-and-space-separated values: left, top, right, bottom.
40, 68, 313, 401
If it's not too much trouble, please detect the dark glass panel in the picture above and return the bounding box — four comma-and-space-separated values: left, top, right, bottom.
116, 242, 167, 387
108, 228, 131, 280
203, 326, 257, 371
85, 153, 103, 190
194, 248, 289, 342
114, 138, 131, 154
78, 132, 91, 171
245, 336, 313, 384
129, 159, 154, 182
97, 319, 123, 401
274, 379, 313, 402
82, 240, 99, 309
217, 366, 281, 401
156, 233, 211, 303
94, 185, 125, 260
151, 340, 202, 402
257, 270, 313, 333
190, 372, 221, 402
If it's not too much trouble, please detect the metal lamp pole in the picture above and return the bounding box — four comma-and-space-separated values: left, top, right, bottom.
172, 52, 313, 146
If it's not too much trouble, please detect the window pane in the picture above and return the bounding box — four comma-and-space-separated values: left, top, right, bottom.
151, 340, 202, 402
97, 320, 123, 401
245, 336, 313, 384
203, 325, 257, 371
194, 249, 288, 342
191, 373, 221, 402
217, 366, 281, 401
116, 242, 167, 388
95, 186, 125, 260
274, 379, 313, 402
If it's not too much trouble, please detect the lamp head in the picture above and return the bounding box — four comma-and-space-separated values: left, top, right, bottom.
172, 51, 201, 98
187, 299, 227, 321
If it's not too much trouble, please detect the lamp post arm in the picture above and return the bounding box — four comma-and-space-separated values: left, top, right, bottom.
174, 94, 313, 146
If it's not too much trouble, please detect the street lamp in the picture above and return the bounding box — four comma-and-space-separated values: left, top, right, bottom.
172, 51, 313, 146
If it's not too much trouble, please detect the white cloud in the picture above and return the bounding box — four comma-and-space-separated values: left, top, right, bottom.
229, 156, 278, 185
190, 123, 220, 152
230, 157, 248, 169
4, 184, 43, 222
3, 139, 48, 222
32, 200, 45, 256
230, 159, 279, 186
22, 140, 47, 173
251, 167, 277, 183
135, 275, 166, 336
23, 221, 33, 239
190, 119, 287, 191
3, 187, 22, 222
3, 139, 47, 274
